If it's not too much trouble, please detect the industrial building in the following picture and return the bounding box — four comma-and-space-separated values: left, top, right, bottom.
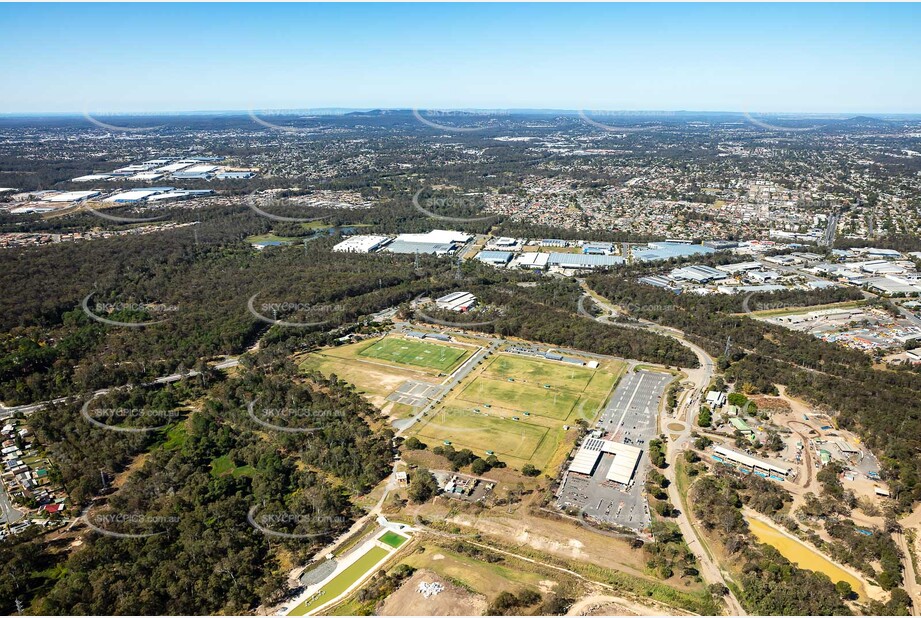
42, 191, 100, 203
713, 445, 792, 477
332, 235, 392, 253
395, 230, 472, 245
515, 252, 550, 270
748, 269, 781, 283
154, 162, 193, 174
486, 236, 523, 250
703, 240, 739, 250
639, 275, 680, 290
385, 240, 457, 255
569, 437, 642, 485
146, 189, 214, 202
548, 253, 624, 271
72, 174, 112, 182
435, 291, 477, 312
103, 187, 173, 203
112, 164, 153, 176
669, 264, 728, 283
716, 261, 763, 274
582, 242, 615, 255
476, 250, 514, 266
632, 242, 715, 262
385, 230, 472, 256
867, 276, 921, 296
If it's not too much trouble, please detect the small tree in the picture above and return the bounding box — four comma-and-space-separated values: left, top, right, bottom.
698, 407, 712, 427
521, 464, 541, 477
403, 437, 426, 450
408, 468, 438, 503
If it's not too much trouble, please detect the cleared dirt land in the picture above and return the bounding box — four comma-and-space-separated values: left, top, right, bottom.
398, 544, 556, 605
378, 569, 487, 616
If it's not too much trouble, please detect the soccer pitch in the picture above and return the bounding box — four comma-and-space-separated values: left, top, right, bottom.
407, 353, 624, 468
415, 406, 553, 463
457, 377, 580, 420
358, 337, 469, 372
483, 355, 595, 391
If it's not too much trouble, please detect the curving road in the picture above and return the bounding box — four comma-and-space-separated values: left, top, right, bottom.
579, 284, 745, 616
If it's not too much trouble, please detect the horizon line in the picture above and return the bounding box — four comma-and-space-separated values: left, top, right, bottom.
3, 108, 921, 119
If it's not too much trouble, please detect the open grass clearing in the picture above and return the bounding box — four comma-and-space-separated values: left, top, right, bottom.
210, 454, 255, 478
245, 233, 298, 245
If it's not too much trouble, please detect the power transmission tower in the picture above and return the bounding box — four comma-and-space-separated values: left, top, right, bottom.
723, 336, 731, 358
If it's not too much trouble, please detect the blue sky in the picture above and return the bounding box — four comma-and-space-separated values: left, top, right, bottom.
1, 3, 919, 114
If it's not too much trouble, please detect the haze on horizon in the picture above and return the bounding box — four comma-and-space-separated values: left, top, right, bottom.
1, 2, 920, 115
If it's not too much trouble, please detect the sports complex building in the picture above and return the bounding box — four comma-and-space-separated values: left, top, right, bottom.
569, 437, 642, 485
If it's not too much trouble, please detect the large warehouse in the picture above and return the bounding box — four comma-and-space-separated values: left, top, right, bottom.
435, 291, 477, 312
515, 252, 550, 270
548, 253, 625, 271
385, 229, 473, 256
670, 264, 728, 283
332, 235, 392, 253
385, 240, 457, 255
395, 230, 472, 245
476, 250, 514, 266
633, 242, 715, 262
42, 191, 101, 203
569, 437, 642, 485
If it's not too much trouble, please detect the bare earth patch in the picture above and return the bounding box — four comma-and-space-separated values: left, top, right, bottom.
378, 569, 487, 616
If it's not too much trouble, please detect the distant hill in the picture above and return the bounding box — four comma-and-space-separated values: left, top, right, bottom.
838, 115, 895, 127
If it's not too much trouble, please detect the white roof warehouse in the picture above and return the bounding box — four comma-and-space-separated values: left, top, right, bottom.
569, 437, 642, 485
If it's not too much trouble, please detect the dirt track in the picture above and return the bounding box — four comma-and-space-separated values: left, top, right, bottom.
566, 594, 689, 616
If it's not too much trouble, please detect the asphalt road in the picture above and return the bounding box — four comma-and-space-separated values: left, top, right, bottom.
578, 286, 745, 615
0, 481, 25, 526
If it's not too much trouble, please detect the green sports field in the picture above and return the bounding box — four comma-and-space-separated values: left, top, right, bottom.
407, 352, 624, 468
358, 337, 468, 371
415, 406, 553, 462
483, 355, 596, 391
378, 531, 408, 548
456, 377, 580, 420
